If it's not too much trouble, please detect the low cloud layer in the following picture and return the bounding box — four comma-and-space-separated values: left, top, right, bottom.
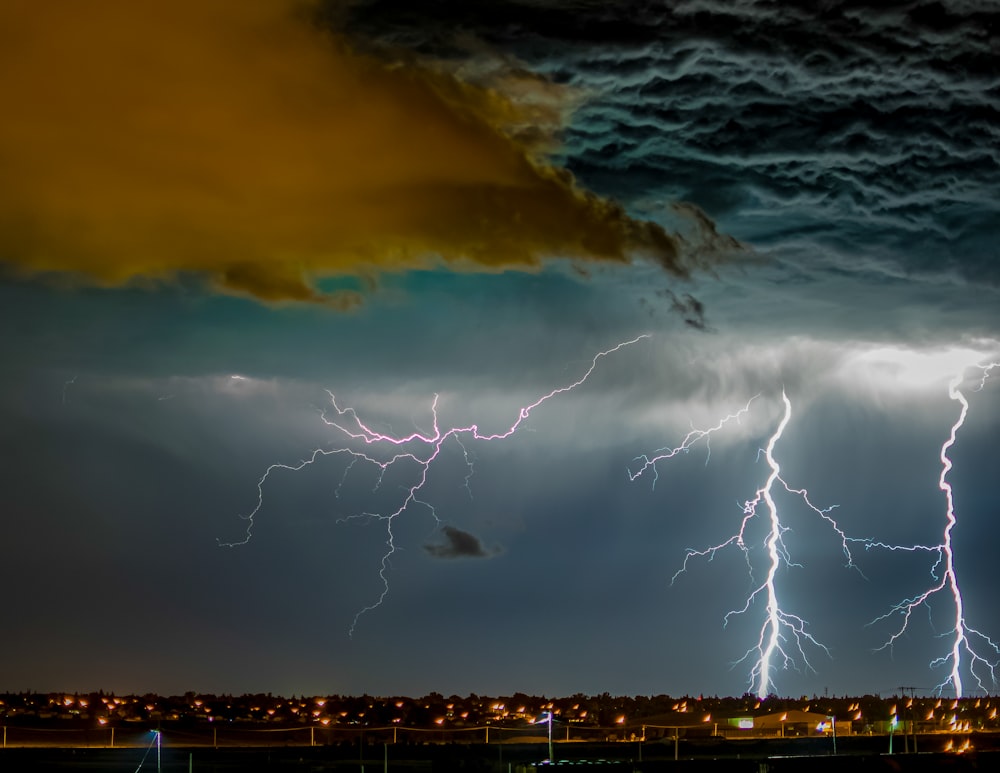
0, 0, 734, 305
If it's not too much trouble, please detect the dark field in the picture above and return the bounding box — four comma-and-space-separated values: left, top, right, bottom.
3, 736, 1000, 772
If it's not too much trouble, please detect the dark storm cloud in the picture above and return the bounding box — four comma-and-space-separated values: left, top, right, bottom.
560, 10, 1000, 284
423, 525, 500, 559
344, 0, 1000, 286
343, 1, 997, 75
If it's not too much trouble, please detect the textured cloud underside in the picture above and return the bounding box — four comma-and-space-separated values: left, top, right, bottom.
0, 0, 737, 305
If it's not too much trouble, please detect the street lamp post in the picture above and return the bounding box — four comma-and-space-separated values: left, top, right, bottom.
530, 710, 554, 763
546, 711, 553, 763
532, 711, 554, 762
153, 730, 161, 773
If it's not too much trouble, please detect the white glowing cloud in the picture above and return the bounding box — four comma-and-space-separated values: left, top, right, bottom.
849, 342, 1000, 392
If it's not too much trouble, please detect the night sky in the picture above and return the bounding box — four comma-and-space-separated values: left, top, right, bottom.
2, 0, 998, 701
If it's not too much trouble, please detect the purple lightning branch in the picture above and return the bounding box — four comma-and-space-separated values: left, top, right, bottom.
631, 390, 860, 699
869, 361, 1000, 697
221, 334, 650, 635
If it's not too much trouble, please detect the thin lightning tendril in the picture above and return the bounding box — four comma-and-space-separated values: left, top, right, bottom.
869, 361, 1000, 697
632, 390, 860, 699
221, 335, 650, 636
627, 396, 759, 488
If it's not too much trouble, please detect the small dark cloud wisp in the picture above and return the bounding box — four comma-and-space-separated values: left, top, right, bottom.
662, 289, 710, 331
423, 525, 501, 560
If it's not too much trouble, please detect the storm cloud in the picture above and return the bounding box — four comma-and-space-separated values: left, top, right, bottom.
0, 0, 743, 305
345, 0, 1000, 286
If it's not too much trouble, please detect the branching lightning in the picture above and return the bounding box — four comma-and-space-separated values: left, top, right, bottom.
869, 361, 1000, 697
631, 390, 860, 699
627, 396, 759, 488
221, 335, 650, 635
219, 331, 997, 688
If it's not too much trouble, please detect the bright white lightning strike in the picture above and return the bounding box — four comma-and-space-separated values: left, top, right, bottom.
221, 335, 650, 635
870, 361, 1000, 698
632, 390, 858, 699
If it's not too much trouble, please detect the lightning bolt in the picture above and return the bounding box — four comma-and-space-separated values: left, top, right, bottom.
632, 390, 860, 698
870, 361, 1000, 697
221, 335, 650, 635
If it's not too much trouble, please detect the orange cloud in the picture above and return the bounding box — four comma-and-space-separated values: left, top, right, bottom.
0, 0, 720, 304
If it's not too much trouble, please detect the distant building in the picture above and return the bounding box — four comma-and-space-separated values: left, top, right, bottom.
753, 710, 850, 737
